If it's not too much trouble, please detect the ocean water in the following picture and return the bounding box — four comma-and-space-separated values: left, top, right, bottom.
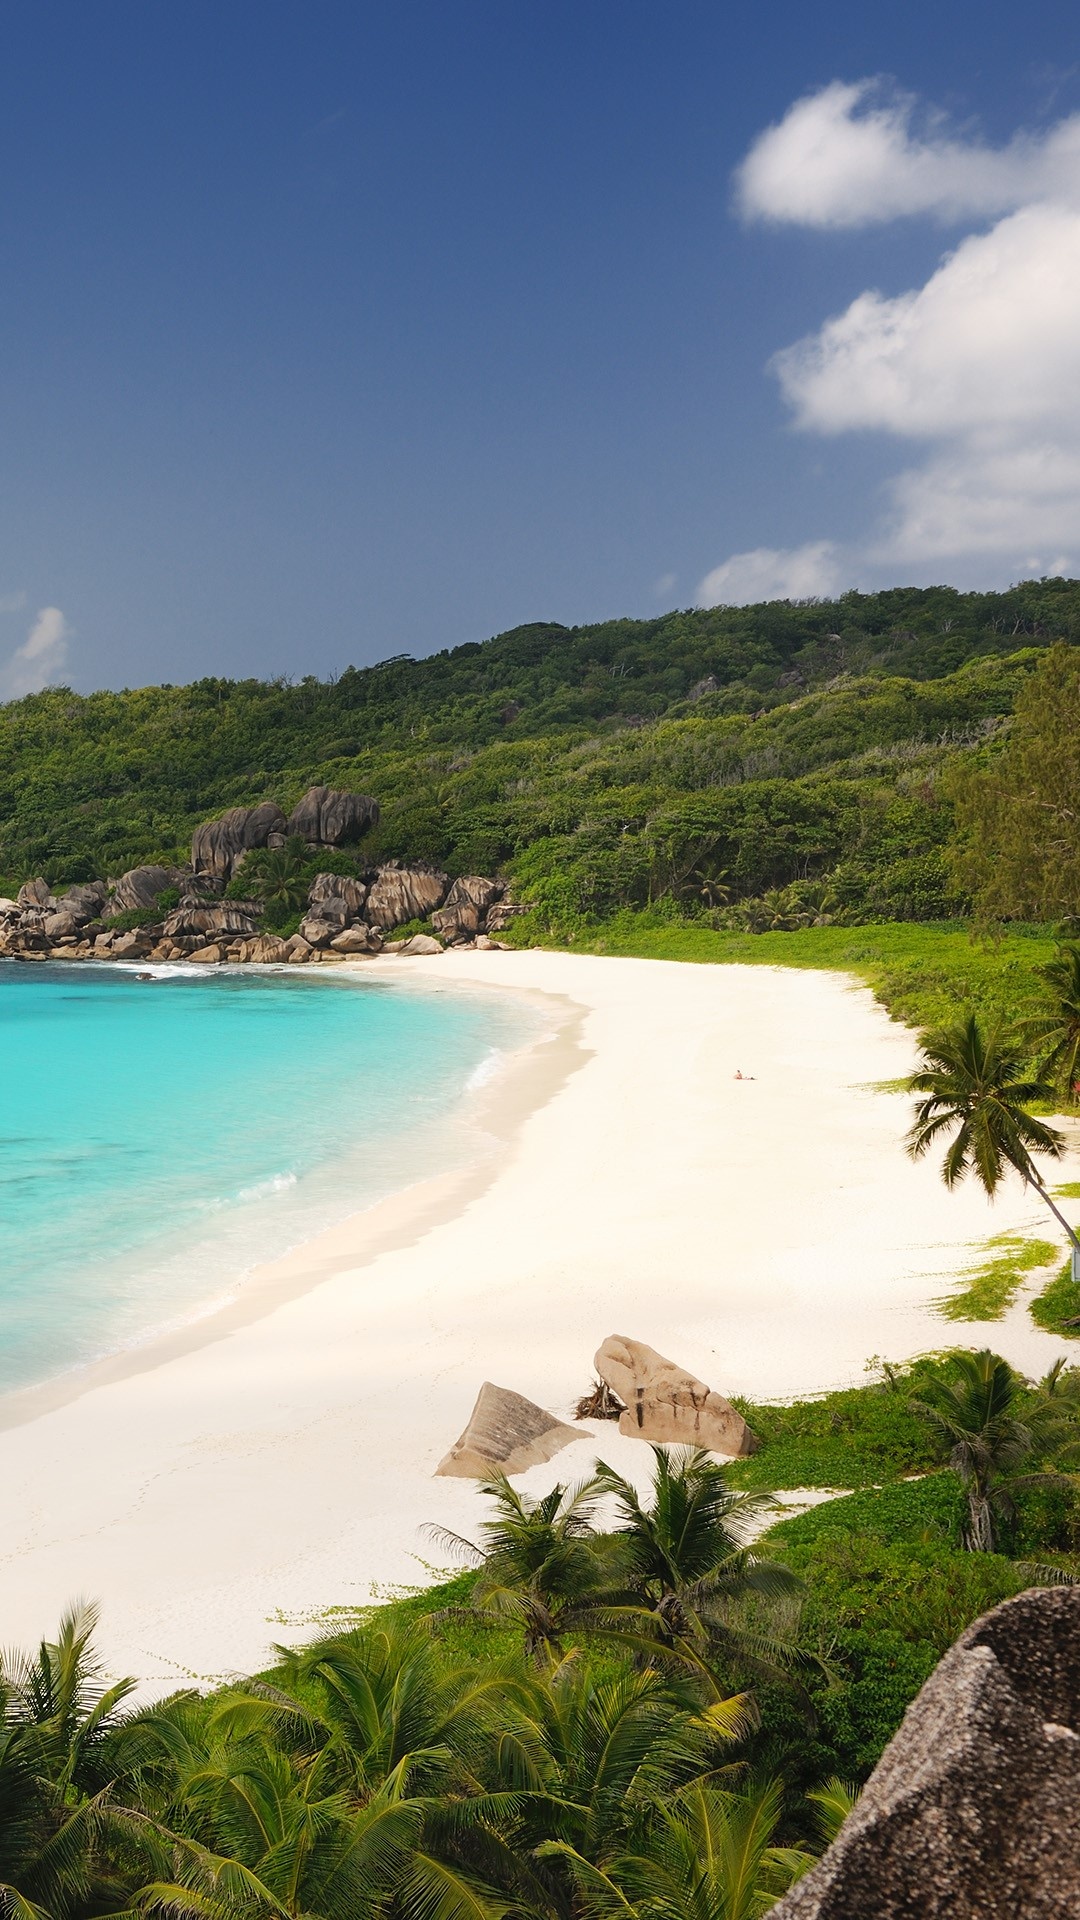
0, 962, 541, 1397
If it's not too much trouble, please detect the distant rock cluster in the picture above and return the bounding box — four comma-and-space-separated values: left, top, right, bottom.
0, 787, 526, 966
435, 1335, 759, 1479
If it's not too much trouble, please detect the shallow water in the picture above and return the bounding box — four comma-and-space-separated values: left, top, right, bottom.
0, 962, 539, 1395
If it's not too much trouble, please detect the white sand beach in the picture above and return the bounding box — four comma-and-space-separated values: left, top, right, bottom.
0, 949, 1076, 1692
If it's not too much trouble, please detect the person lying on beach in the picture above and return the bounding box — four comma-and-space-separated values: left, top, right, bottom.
733, 1069, 755, 1080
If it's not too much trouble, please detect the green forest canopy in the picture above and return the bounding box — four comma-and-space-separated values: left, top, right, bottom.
3, 579, 1079, 926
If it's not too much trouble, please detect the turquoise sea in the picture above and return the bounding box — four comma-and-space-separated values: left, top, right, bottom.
0, 962, 539, 1397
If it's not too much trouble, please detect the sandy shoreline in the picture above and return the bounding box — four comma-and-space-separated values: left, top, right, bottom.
0, 949, 1076, 1691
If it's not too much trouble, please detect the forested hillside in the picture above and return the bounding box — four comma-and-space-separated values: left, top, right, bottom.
3, 578, 1079, 927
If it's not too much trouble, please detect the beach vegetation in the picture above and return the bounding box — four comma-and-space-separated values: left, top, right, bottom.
934, 1232, 1059, 1322
905, 1012, 1080, 1273
1019, 941, 1080, 1105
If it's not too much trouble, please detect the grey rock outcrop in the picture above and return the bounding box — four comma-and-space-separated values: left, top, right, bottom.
398, 932, 444, 954
191, 803, 288, 882
771, 1585, 1080, 1920
308, 872, 368, 916
286, 786, 380, 846
365, 865, 449, 929
330, 925, 383, 954
486, 897, 527, 935
436, 1382, 580, 1478
594, 1335, 759, 1456
17, 877, 54, 909
432, 875, 505, 942
43, 910, 79, 942
107, 865, 187, 914
58, 881, 108, 923
162, 902, 262, 939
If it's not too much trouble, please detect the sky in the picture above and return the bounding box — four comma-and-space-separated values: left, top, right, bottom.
3, 0, 1080, 696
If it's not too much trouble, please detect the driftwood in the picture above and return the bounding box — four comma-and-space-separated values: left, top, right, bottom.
574, 1377, 625, 1421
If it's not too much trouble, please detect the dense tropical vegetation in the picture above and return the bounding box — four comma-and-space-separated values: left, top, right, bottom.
2, 581, 1079, 938
3, 1373, 1080, 1920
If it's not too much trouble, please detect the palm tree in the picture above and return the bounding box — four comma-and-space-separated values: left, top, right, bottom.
906, 1013, 1080, 1281
0, 1603, 137, 1919
591, 1449, 803, 1682
543, 1776, 813, 1920
910, 1349, 1079, 1552
1021, 943, 1080, 1105
426, 1473, 612, 1657
241, 836, 313, 917
117, 1623, 518, 1920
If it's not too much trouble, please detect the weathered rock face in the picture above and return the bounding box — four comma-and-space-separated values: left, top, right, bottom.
397, 933, 442, 954
329, 925, 383, 954
771, 1585, 1080, 1920
436, 1382, 580, 1478
364, 865, 449, 929
17, 877, 54, 909
43, 911, 79, 942
286, 786, 380, 846
191, 803, 287, 882
107, 865, 186, 914
431, 875, 505, 942
594, 1335, 759, 1456
486, 898, 527, 935
308, 872, 368, 916
58, 881, 108, 923
162, 903, 262, 939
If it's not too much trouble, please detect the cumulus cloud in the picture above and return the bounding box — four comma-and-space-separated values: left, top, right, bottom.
735, 79, 1080, 228
714, 80, 1080, 584
0, 607, 73, 700
698, 541, 840, 607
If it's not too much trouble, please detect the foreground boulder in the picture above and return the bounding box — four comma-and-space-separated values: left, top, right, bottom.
162, 902, 262, 939
286, 786, 379, 846
17, 877, 55, 909
772, 1585, 1080, 1920
594, 1335, 758, 1456
308, 872, 368, 916
436, 1382, 580, 1477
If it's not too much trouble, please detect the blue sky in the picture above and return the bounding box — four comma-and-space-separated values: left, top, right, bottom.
2, 0, 1079, 694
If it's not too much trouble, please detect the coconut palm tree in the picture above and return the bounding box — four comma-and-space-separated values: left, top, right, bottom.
909, 1349, 1080, 1552
241, 836, 313, 919
1021, 943, 1080, 1105
906, 1013, 1080, 1281
0, 1603, 137, 1920
117, 1624, 519, 1920
542, 1776, 813, 1920
426, 1473, 613, 1658
591, 1449, 803, 1683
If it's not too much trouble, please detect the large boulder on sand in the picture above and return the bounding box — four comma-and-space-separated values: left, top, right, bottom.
594, 1335, 758, 1456
287, 786, 379, 846
771, 1585, 1080, 1920
365, 865, 450, 929
191, 803, 288, 883
436, 1382, 580, 1478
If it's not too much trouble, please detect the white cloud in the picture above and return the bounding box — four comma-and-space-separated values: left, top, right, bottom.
735, 79, 1080, 228
698, 541, 840, 607
721, 81, 1080, 580
0, 607, 73, 700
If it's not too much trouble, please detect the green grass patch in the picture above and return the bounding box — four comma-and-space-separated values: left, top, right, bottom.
531, 915, 1059, 1033
1029, 1257, 1080, 1340
935, 1233, 1058, 1323
728, 1364, 945, 1491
